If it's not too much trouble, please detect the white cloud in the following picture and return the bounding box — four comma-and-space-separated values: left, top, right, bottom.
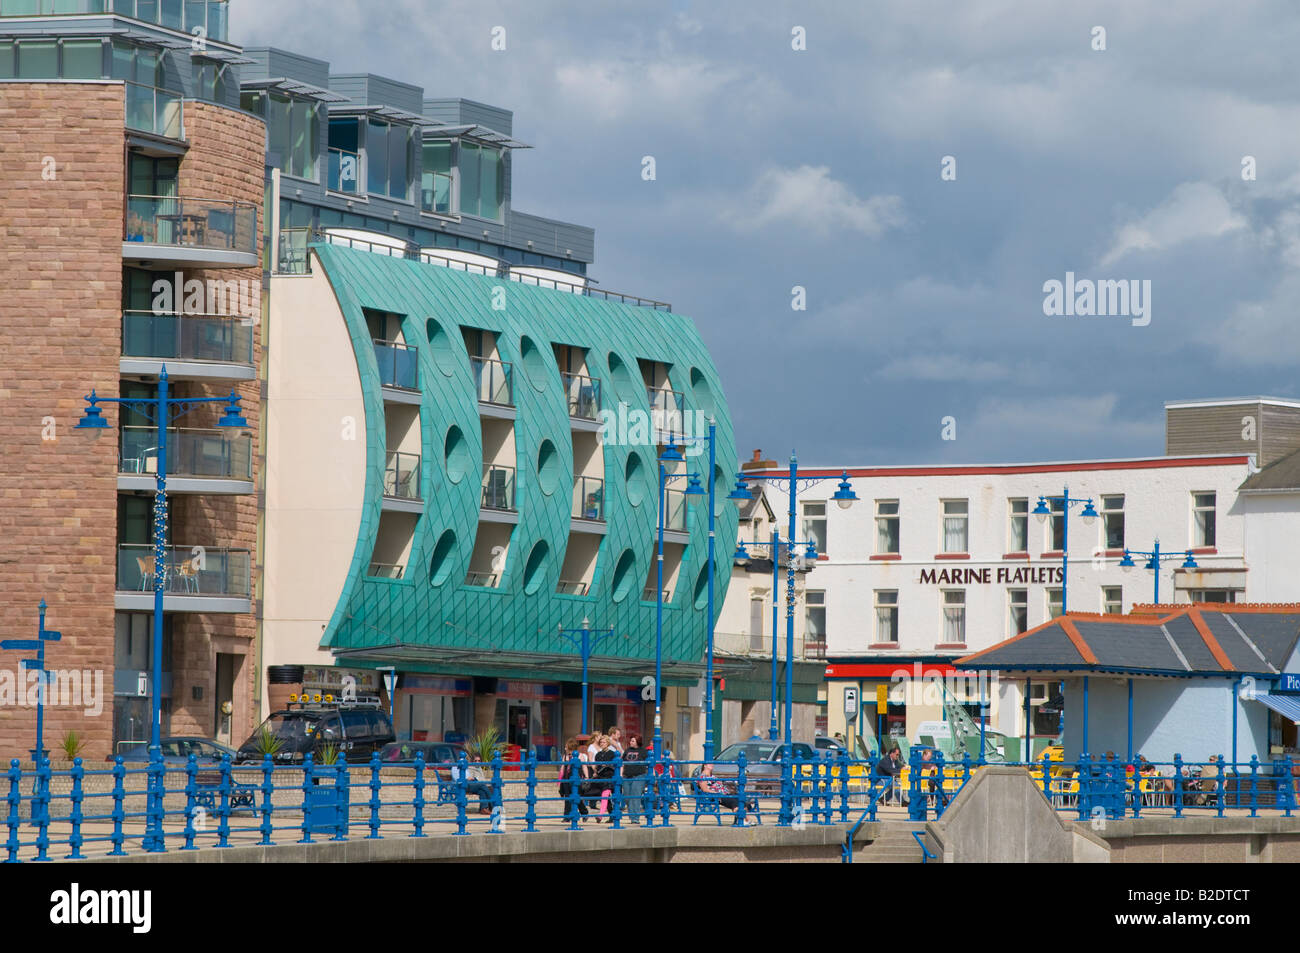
879, 354, 1009, 383
553, 59, 745, 123
1099, 182, 1247, 266
971, 394, 1162, 448
720, 165, 905, 237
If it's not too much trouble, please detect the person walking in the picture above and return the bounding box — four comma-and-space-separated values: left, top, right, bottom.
621, 733, 647, 824
593, 734, 619, 821
559, 735, 591, 820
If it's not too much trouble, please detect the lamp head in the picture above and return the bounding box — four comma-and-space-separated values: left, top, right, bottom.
727, 476, 754, 502
1079, 500, 1099, 524
732, 541, 750, 563
832, 471, 857, 510
77, 390, 109, 429
218, 393, 247, 428
658, 438, 683, 463
684, 472, 705, 496
1182, 551, 1198, 570
804, 541, 818, 561
1032, 497, 1051, 524
1118, 551, 1135, 571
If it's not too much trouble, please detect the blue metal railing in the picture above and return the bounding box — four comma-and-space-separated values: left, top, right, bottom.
3, 749, 1295, 861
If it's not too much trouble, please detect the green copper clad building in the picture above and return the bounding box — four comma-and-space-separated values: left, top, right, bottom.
255, 48, 736, 758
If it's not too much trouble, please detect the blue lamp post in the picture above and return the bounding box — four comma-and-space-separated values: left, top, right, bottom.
1032, 487, 1098, 615
557, 618, 618, 734
78, 366, 245, 851
1119, 540, 1196, 604
729, 456, 856, 760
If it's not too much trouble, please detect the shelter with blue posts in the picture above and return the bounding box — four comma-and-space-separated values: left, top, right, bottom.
957, 604, 1300, 769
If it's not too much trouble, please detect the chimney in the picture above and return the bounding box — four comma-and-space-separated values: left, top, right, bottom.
742, 449, 778, 472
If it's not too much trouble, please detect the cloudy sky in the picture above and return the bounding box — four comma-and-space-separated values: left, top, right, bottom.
235, 1, 1300, 466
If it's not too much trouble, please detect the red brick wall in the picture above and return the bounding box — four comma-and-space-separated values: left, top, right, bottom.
0, 84, 126, 760
166, 102, 266, 745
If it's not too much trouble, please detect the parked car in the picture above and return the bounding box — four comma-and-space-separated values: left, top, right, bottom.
704, 740, 818, 795
376, 740, 468, 770
112, 737, 239, 764
235, 698, 395, 765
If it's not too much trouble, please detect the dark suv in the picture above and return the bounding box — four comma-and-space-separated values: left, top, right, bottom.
236, 698, 395, 765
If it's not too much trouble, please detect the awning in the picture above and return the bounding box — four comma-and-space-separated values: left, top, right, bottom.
1254, 692, 1300, 723
423, 124, 532, 150
239, 78, 350, 103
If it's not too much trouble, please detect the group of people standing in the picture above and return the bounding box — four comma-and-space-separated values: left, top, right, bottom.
559, 729, 657, 823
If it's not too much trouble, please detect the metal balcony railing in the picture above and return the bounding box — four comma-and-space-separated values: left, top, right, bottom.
373, 339, 418, 390
116, 545, 250, 597
119, 427, 252, 481
648, 387, 687, 440
643, 587, 671, 603
367, 563, 404, 580
125, 82, 183, 140
562, 372, 601, 420
471, 357, 513, 406
481, 465, 516, 512
556, 580, 589, 596
573, 476, 604, 521
277, 227, 312, 274
464, 571, 499, 588
383, 452, 421, 500
125, 195, 257, 255
121, 311, 255, 366
327, 146, 360, 194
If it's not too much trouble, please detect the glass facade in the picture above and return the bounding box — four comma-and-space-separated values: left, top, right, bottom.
459, 141, 503, 219
0, 0, 232, 43
253, 91, 319, 181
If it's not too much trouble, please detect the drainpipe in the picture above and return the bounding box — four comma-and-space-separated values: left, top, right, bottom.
1232, 676, 1241, 767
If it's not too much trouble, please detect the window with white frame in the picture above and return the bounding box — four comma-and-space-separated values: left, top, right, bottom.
941, 590, 966, 643
1193, 492, 1217, 548
875, 500, 899, 555
802, 501, 827, 557
1048, 499, 1065, 551
1102, 495, 1125, 550
874, 590, 898, 643
1008, 588, 1028, 635
1008, 498, 1028, 553
1103, 586, 1123, 615
804, 590, 826, 656
942, 499, 969, 553
1047, 588, 1064, 619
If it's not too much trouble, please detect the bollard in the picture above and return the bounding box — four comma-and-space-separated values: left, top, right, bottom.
6, 760, 21, 863
523, 752, 538, 833
412, 752, 427, 838
1040, 752, 1053, 801
216, 754, 232, 848
259, 754, 275, 846
453, 753, 468, 836
368, 751, 383, 840
1214, 756, 1226, 818
299, 752, 315, 844
182, 753, 199, 850
334, 755, 350, 842
109, 757, 126, 856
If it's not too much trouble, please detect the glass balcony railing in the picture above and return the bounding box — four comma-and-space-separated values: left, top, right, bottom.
125, 82, 183, 140
573, 476, 604, 521
471, 357, 513, 406
119, 427, 252, 481
663, 487, 687, 531
277, 227, 312, 275
373, 339, 418, 390
327, 147, 360, 194
1, 1, 233, 42
420, 170, 453, 214
122, 311, 255, 366
643, 586, 671, 603
125, 195, 258, 256
383, 451, 421, 500
648, 387, 687, 440
562, 372, 601, 420
556, 580, 588, 596
481, 464, 516, 512
368, 563, 404, 580
116, 544, 250, 597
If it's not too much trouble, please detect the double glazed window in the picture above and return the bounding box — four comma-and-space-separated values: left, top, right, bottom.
942, 590, 966, 643
804, 591, 825, 654
942, 499, 968, 553
0, 37, 106, 79
1047, 498, 1065, 552
1103, 586, 1123, 615
367, 119, 413, 201
875, 500, 899, 555
1193, 492, 1216, 547
802, 501, 827, 557
1008, 498, 1028, 553
421, 140, 454, 214
1047, 588, 1064, 619
261, 92, 319, 181
1102, 494, 1125, 550
458, 141, 503, 220
1008, 589, 1028, 635
874, 591, 898, 643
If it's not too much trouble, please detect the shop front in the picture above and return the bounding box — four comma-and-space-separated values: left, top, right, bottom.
393, 675, 474, 743
492, 679, 562, 761
589, 684, 644, 740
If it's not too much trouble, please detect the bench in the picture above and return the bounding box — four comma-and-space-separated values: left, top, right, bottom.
192, 771, 257, 813
691, 780, 762, 826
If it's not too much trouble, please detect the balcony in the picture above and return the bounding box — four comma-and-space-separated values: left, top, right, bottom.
481, 464, 516, 513
471, 357, 513, 407
125, 82, 183, 142
368, 563, 405, 580
115, 544, 250, 613
123, 195, 258, 268
563, 372, 601, 422
648, 388, 687, 441
373, 339, 419, 397
3, 1, 233, 42
572, 476, 605, 522
118, 427, 252, 494
464, 571, 499, 588
643, 587, 671, 603
556, 580, 589, 596
663, 487, 687, 533
121, 311, 255, 380
382, 451, 422, 512
327, 147, 359, 195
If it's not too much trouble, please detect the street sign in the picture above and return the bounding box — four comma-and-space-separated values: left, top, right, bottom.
1278, 673, 1300, 694
843, 686, 858, 718
876, 684, 889, 714
1, 640, 41, 650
